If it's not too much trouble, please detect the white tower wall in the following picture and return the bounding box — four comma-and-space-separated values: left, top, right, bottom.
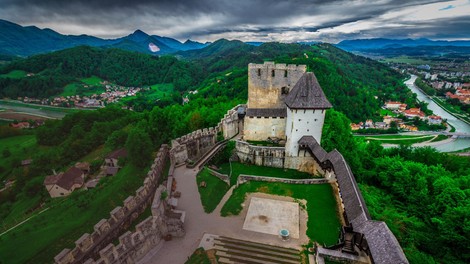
285, 108, 326, 156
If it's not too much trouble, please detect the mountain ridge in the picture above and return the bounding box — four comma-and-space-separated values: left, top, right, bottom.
0, 19, 208, 56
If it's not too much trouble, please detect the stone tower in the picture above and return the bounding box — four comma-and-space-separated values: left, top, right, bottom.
284, 72, 332, 157
247, 62, 306, 109
243, 62, 306, 141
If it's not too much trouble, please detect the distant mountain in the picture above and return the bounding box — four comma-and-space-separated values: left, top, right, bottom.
337, 38, 470, 52
178, 39, 253, 60
0, 19, 207, 56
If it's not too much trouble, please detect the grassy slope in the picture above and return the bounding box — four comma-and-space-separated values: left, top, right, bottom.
0, 164, 148, 264
196, 168, 230, 213
0, 70, 27, 79
220, 181, 341, 246
0, 135, 36, 182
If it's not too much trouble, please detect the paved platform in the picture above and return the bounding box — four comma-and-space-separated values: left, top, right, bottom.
242, 197, 299, 239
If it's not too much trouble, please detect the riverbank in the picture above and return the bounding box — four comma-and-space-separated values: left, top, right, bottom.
407, 76, 470, 126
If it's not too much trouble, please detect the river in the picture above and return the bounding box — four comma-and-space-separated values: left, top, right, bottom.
405, 75, 470, 152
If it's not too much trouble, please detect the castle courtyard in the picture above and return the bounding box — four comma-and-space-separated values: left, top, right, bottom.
242, 197, 300, 239
138, 164, 310, 264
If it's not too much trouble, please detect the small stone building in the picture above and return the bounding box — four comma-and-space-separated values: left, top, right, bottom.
44, 167, 85, 198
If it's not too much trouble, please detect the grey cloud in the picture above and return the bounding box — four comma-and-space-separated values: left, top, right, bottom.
0, 0, 466, 41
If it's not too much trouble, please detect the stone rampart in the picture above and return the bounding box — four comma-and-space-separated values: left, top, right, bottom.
206, 167, 230, 185
237, 174, 330, 185
55, 145, 171, 264
171, 104, 245, 166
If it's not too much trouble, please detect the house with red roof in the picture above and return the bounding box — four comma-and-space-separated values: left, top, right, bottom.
427, 115, 442, 125
403, 108, 426, 119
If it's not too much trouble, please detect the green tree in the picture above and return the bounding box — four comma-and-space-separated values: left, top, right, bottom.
125, 127, 153, 168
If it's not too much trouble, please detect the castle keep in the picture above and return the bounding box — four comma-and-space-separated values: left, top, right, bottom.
241, 62, 332, 174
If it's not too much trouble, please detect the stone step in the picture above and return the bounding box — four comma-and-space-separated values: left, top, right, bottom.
216, 236, 299, 255
213, 242, 300, 261
218, 257, 236, 264
216, 251, 285, 264
214, 245, 300, 264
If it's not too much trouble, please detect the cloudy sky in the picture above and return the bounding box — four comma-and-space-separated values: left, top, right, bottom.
1, 0, 469, 43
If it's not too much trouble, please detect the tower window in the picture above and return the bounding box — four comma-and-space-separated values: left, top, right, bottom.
314, 119, 318, 121
272, 70, 275, 77
307, 129, 309, 132
284, 70, 288, 77
258, 69, 261, 76
281, 87, 289, 94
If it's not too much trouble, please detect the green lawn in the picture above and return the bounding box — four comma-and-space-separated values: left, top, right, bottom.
196, 168, 230, 213
430, 135, 449, 143
81, 76, 103, 86
60, 83, 79, 97
379, 109, 397, 117
0, 164, 149, 264
185, 247, 211, 264
217, 162, 316, 185
0, 135, 36, 181
365, 135, 434, 145
246, 140, 281, 147
60, 81, 105, 97
220, 181, 341, 246
0, 70, 26, 79
148, 83, 174, 99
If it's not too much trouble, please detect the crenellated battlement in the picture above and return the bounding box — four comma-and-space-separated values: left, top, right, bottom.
247, 62, 306, 109
54, 145, 175, 264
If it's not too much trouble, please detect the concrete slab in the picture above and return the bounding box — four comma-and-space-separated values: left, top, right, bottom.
242, 197, 299, 239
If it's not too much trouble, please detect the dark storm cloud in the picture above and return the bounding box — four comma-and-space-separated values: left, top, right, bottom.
0, 0, 468, 42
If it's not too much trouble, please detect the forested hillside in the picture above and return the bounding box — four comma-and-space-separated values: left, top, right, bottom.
0, 41, 411, 123
0, 46, 203, 98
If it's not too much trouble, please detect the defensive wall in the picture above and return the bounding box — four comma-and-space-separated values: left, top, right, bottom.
54, 145, 185, 264
235, 140, 326, 176
170, 104, 245, 166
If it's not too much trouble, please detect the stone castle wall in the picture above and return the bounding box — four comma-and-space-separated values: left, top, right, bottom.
237, 174, 330, 186
243, 116, 286, 141
171, 104, 245, 166
248, 62, 306, 109
235, 140, 325, 175
54, 146, 174, 264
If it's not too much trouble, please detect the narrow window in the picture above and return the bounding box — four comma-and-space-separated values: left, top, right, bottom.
284, 70, 288, 78
258, 69, 261, 76
298, 119, 301, 121
322, 110, 325, 113
314, 119, 318, 121
272, 70, 275, 77
307, 129, 310, 132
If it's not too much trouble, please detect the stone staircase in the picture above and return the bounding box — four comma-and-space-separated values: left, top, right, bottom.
213, 236, 301, 264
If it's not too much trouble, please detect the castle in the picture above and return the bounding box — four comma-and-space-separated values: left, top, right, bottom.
239, 62, 332, 175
